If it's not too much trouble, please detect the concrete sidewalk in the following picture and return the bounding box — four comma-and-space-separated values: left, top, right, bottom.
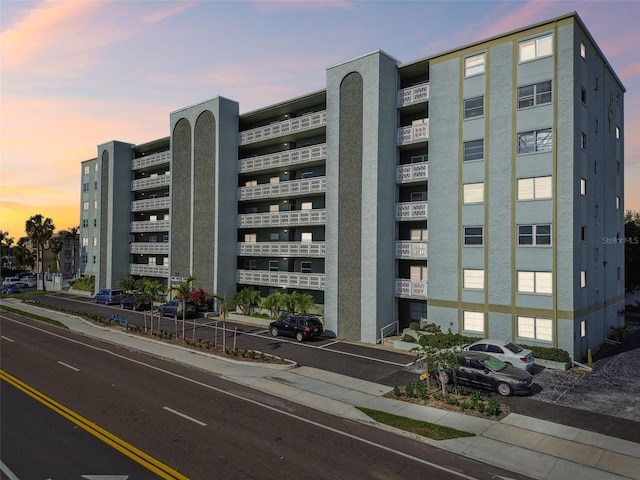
3, 299, 640, 480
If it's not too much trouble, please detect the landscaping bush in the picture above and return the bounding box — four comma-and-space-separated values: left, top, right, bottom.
417, 332, 478, 350
409, 321, 421, 331
609, 325, 630, 343
520, 344, 570, 363
70, 276, 95, 292
402, 333, 417, 343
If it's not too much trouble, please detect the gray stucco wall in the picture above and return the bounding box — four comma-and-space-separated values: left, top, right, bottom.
170, 118, 192, 280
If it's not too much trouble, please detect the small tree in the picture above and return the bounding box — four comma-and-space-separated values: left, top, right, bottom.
213, 293, 231, 350
171, 275, 195, 339
48, 237, 64, 273
25, 214, 55, 291
231, 287, 260, 315
188, 288, 212, 311
261, 292, 287, 319
117, 275, 137, 295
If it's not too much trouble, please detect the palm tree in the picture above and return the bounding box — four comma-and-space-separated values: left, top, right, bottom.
12, 239, 34, 271
48, 237, 64, 273
213, 293, 231, 350
25, 214, 55, 291
171, 275, 195, 339
63, 227, 79, 277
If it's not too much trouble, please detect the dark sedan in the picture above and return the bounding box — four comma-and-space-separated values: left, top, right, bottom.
269, 315, 324, 342
448, 351, 534, 396
158, 300, 197, 318
2, 284, 24, 294
120, 295, 152, 311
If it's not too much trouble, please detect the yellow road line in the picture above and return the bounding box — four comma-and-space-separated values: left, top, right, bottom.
0, 369, 189, 480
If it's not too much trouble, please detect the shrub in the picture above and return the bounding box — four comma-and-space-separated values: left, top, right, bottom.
521, 344, 570, 363
417, 332, 478, 350
486, 398, 502, 416
421, 322, 442, 333
70, 276, 95, 292
402, 333, 417, 343
409, 321, 421, 331
609, 325, 630, 343
393, 386, 402, 396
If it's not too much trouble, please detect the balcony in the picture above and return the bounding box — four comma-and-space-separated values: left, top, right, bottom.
238, 269, 325, 291
131, 196, 171, 212
130, 264, 169, 277
395, 278, 427, 299
239, 177, 326, 201
130, 242, 170, 255
239, 209, 326, 228
239, 144, 326, 173
130, 219, 170, 233
397, 83, 430, 107
396, 162, 428, 183
238, 242, 326, 257
397, 122, 429, 145
239, 111, 328, 146
395, 202, 428, 221
132, 151, 171, 170
395, 241, 427, 259
132, 173, 170, 191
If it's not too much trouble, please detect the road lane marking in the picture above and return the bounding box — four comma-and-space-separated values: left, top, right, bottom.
163, 407, 207, 426
319, 341, 339, 348
0, 460, 20, 480
1, 335, 14, 342
57, 361, 80, 371
0, 369, 189, 480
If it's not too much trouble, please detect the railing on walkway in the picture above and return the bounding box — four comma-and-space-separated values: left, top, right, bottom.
378, 320, 399, 345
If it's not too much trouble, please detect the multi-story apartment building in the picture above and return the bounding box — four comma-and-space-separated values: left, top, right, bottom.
80, 12, 625, 360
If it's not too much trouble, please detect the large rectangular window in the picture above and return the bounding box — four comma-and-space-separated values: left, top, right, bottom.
518, 224, 551, 246
465, 53, 485, 77
517, 176, 552, 200
244, 233, 256, 243
463, 311, 485, 333
464, 139, 484, 161
463, 183, 484, 204
519, 33, 553, 62
518, 128, 552, 154
463, 269, 484, 290
517, 271, 552, 294
464, 226, 483, 246
517, 316, 552, 342
464, 96, 484, 119
517, 81, 552, 108
269, 260, 279, 272
301, 261, 312, 273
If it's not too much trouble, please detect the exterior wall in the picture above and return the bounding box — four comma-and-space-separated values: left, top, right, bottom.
80, 158, 98, 277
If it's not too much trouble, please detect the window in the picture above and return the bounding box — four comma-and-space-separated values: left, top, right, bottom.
301, 261, 312, 273
464, 96, 484, 119
463, 269, 484, 290
410, 229, 428, 241
465, 53, 485, 77
301, 201, 313, 210
93, 237, 97, 247
269, 204, 279, 212
518, 129, 552, 154
245, 180, 257, 187
244, 259, 256, 270
163, 257, 169, 267
270, 176, 280, 184
464, 139, 484, 161
301, 172, 313, 179
94, 181, 98, 190
83, 183, 89, 192
93, 200, 98, 210
463, 311, 484, 333
269, 260, 279, 272
517, 81, 552, 108
92, 255, 96, 264
410, 266, 428, 281
93, 219, 97, 227
148, 257, 156, 266
410, 192, 426, 202
616, 126, 620, 140
517, 316, 552, 341
244, 233, 256, 243
517, 176, 552, 200
581, 225, 586, 241
95, 164, 98, 172
580, 42, 586, 59
149, 215, 157, 222
83, 202, 89, 211
581, 87, 587, 104
463, 183, 484, 204
517, 271, 552, 294
580, 270, 586, 288
82, 219, 88, 228
82, 237, 89, 247
518, 224, 551, 246
301, 232, 312, 243
84, 165, 90, 175
581, 320, 586, 338
581, 132, 587, 150
270, 232, 279, 241
581, 178, 586, 195
464, 226, 483, 246
519, 33, 553, 62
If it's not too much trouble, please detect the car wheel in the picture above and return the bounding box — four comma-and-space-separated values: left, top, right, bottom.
496, 382, 512, 396
295, 332, 304, 342
270, 327, 279, 337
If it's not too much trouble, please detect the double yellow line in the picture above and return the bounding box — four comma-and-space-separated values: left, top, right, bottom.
0, 369, 189, 480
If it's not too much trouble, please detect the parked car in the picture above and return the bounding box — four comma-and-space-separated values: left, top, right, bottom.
444, 351, 534, 396
22, 276, 37, 288
269, 315, 324, 342
463, 339, 535, 371
2, 277, 26, 288
2, 284, 24, 294
94, 289, 124, 305
121, 295, 152, 311
158, 300, 197, 318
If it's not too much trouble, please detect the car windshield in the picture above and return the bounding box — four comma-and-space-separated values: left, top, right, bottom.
504, 342, 523, 354
483, 355, 507, 372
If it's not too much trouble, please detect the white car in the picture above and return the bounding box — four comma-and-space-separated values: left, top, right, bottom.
2, 277, 26, 288
463, 339, 535, 371
22, 276, 37, 288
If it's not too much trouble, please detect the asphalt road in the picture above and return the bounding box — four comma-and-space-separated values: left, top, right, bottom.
1, 313, 534, 480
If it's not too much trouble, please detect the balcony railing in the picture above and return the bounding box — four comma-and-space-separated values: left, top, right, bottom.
395, 202, 428, 220
130, 242, 170, 255
239, 209, 326, 228
238, 269, 325, 291
130, 264, 169, 277
132, 173, 170, 191
395, 278, 427, 299
395, 241, 427, 259
239, 111, 328, 145
238, 242, 326, 257
131, 196, 171, 212
239, 177, 326, 201
397, 122, 429, 145
130, 219, 170, 233
396, 162, 428, 183
132, 151, 171, 170
397, 82, 430, 107
239, 144, 327, 173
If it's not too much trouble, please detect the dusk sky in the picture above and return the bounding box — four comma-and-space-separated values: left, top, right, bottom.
1, 0, 638, 241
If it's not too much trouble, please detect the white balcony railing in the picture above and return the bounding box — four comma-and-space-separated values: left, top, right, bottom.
396, 162, 428, 183
131, 196, 171, 212
395, 241, 427, 259
132, 151, 171, 170
238, 269, 325, 291
239, 111, 328, 145
395, 202, 428, 220
130, 264, 169, 277
397, 82, 430, 107
130, 219, 170, 233
131, 173, 170, 191
130, 242, 170, 255
395, 278, 428, 299
238, 242, 326, 257
239, 144, 327, 173
239, 209, 326, 228
239, 177, 326, 201
397, 122, 429, 145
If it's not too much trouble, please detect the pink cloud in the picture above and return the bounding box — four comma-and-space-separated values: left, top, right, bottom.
141, 1, 197, 24
253, 0, 353, 13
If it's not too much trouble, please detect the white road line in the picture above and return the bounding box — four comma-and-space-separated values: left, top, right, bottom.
57, 361, 80, 372
319, 341, 339, 348
163, 407, 207, 426
1, 336, 14, 342
0, 460, 20, 480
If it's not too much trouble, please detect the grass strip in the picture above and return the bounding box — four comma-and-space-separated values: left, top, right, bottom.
356, 406, 475, 440
0, 303, 69, 329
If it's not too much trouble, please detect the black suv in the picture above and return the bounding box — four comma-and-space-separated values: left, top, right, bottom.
269, 315, 324, 342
